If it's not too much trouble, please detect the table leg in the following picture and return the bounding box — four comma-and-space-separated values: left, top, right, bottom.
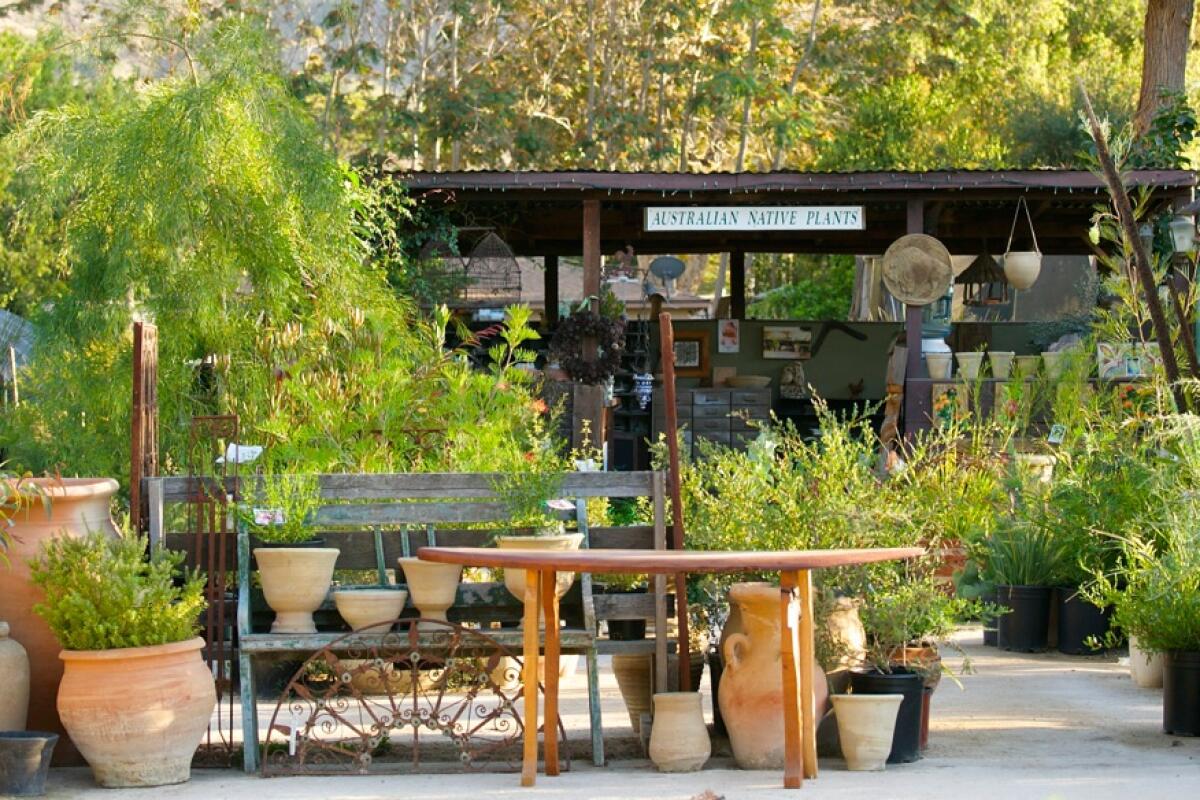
541, 569, 561, 776
779, 572, 803, 789
797, 569, 818, 779
522, 568, 541, 787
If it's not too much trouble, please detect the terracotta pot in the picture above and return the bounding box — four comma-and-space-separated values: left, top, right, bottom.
333, 588, 408, 631
989, 351, 1015, 379
719, 582, 830, 770
888, 644, 942, 690
1130, 635, 1165, 689
924, 353, 952, 380
831, 694, 903, 770
396, 558, 462, 629
58, 637, 215, 787
254, 547, 339, 633
648, 692, 710, 772
954, 352, 984, 380
0, 477, 118, 765
1003, 251, 1041, 290
0, 621, 30, 730
496, 533, 584, 623
612, 653, 653, 733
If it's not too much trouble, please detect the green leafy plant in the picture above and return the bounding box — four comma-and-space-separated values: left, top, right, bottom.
30, 532, 205, 651
858, 576, 981, 676
0, 468, 54, 566
985, 515, 1070, 587
239, 471, 321, 545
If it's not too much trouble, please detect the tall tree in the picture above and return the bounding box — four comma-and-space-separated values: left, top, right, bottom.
1134, 0, 1195, 135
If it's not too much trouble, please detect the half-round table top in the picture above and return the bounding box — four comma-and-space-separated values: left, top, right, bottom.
416, 546, 924, 574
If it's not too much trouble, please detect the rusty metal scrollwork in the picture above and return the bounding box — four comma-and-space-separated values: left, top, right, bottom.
261, 619, 566, 775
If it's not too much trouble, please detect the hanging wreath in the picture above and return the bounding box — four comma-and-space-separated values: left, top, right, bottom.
549, 310, 626, 385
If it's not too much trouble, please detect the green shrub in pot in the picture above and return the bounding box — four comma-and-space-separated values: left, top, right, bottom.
238, 470, 321, 545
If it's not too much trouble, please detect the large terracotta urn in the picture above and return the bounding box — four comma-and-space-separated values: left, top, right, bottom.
0, 477, 118, 764
0, 621, 30, 730
57, 637, 216, 787
719, 582, 830, 770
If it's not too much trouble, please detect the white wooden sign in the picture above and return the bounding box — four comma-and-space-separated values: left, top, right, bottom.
644, 205, 864, 232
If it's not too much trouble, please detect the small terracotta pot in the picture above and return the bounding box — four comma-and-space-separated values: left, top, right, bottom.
333, 588, 408, 631
57, 638, 215, 787
396, 558, 462, 629
648, 692, 710, 772
254, 547, 339, 633
496, 533, 584, 624
888, 644, 942, 690
954, 352, 985, 380
989, 351, 1015, 379
831, 694, 903, 771
1129, 635, 1164, 689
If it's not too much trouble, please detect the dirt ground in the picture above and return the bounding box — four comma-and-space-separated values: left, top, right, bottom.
37, 628, 1200, 799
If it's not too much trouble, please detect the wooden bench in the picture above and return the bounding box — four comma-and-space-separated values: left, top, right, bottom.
146, 470, 670, 773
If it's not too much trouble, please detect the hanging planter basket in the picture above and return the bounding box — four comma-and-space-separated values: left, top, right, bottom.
1003, 196, 1042, 290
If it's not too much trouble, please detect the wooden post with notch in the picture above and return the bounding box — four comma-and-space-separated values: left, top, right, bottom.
130, 321, 159, 534
657, 312, 691, 691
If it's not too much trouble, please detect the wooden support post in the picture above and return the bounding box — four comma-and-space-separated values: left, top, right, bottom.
797, 569, 817, 779
652, 471, 669, 694
657, 312, 691, 692
541, 569, 561, 776
903, 201, 925, 436
521, 568, 542, 787
544, 254, 560, 327
583, 199, 602, 301
730, 249, 746, 320
779, 572, 803, 789
130, 322, 159, 534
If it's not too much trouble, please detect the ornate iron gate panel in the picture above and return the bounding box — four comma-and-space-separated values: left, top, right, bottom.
261, 620, 567, 775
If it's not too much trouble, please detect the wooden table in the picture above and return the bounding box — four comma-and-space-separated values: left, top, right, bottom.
417, 547, 922, 789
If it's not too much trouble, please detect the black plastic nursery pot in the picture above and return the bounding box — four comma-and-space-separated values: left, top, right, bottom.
607, 619, 647, 641
1163, 651, 1200, 736
996, 585, 1052, 653
0, 732, 58, 797
982, 588, 998, 647
1056, 589, 1111, 655
849, 668, 924, 764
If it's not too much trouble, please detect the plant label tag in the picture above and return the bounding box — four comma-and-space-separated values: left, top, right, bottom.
253, 507, 286, 526
1047, 424, 1066, 445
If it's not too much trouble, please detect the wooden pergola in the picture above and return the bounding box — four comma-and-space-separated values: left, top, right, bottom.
397, 167, 1196, 429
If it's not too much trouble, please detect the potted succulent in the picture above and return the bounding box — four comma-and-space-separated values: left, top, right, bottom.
241, 471, 338, 634
29, 533, 214, 787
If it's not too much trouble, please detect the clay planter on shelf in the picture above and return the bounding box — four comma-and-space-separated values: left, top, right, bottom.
648, 692, 710, 772
57, 638, 216, 787
989, 351, 1015, 379
1041, 351, 1068, 379
719, 582, 830, 770
396, 558, 463, 629
1013, 355, 1041, 377
925, 353, 952, 380
0, 732, 57, 797
0, 477, 118, 766
254, 547, 339, 633
0, 621, 30, 730
611, 653, 653, 734
495, 532, 585, 624
333, 588, 408, 632
954, 352, 985, 380
830, 694, 903, 771
1130, 636, 1164, 689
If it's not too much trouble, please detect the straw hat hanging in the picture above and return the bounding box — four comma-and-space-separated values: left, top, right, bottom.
881, 234, 954, 306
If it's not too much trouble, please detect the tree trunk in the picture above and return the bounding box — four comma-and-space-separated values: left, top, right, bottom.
1134, 0, 1195, 135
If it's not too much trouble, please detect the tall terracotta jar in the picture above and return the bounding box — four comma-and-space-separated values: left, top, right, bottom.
0, 621, 30, 730
719, 582, 829, 770
58, 637, 216, 787
0, 477, 118, 764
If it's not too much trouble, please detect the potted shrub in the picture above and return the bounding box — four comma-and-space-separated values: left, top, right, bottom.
241, 472, 338, 634
986, 516, 1068, 652
29, 533, 214, 787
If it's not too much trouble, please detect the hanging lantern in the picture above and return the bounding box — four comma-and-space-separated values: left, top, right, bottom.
958, 248, 1009, 307
633, 373, 655, 410
1169, 214, 1196, 254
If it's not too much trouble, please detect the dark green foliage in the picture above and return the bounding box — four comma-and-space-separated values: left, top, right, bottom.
31, 532, 205, 651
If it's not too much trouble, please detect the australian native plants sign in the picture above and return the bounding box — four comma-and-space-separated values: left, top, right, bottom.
644, 206, 864, 232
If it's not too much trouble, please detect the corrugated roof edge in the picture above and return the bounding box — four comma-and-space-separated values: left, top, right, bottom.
392, 168, 1196, 193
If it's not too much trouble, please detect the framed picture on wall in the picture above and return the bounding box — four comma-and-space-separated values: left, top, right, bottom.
762, 325, 812, 360
672, 329, 710, 378
718, 319, 740, 353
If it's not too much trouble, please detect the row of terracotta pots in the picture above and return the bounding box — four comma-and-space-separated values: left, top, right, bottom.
0, 478, 216, 789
